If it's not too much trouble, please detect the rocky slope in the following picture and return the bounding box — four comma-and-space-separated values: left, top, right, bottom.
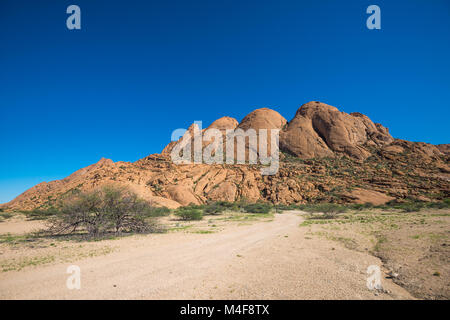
280, 101, 393, 159
1, 101, 449, 211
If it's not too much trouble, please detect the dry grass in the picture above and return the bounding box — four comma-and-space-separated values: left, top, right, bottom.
299, 208, 450, 299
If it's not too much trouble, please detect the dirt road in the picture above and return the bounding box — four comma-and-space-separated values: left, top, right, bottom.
0, 212, 413, 299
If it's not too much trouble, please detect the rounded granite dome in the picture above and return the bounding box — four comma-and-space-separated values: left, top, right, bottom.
207, 116, 239, 130
238, 108, 287, 130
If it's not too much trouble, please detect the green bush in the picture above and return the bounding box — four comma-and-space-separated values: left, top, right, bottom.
147, 206, 171, 217
174, 206, 203, 220
400, 202, 425, 212
379, 200, 423, 212
348, 202, 374, 211
203, 203, 223, 215
376, 198, 450, 212
426, 198, 450, 210
242, 202, 272, 214
203, 201, 238, 215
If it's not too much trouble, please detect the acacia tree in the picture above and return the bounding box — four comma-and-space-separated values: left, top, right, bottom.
47, 186, 155, 237
102, 186, 150, 234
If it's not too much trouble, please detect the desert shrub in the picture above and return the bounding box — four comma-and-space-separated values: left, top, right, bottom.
400, 202, 425, 212
378, 200, 424, 212
23, 207, 59, 220
382, 199, 398, 207
47, 190, 107, 235
203, 201, 238, 215
101, 186, 154, 233
377, 198, 450, 212
274, 203, 300, 212
46, 186, 157, 237
348, 202, 374, 211
203, 203, 223, 215
426, 198, 450, 210
376, 200, 398, 211
0, 212, 13, 221
174, 206, 203, 221
297, 203, 347, 219
176, 203, 205, 211
242, 202, 272, 214
147, 206, 171, 216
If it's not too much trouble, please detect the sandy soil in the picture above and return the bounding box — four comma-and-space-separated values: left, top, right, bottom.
0, 211, 412, 300
0, 214, 44, 235
301, 209, 450, 299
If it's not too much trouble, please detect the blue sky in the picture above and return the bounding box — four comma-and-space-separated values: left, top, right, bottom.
1, 0, 449, 203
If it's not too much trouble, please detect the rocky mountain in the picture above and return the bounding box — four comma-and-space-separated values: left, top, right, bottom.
280, 101, 393, 159
437, 144, 450, 155
1, 101, 449, 211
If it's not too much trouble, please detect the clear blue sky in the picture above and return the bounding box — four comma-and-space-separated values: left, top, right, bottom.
1, 0, 449, 204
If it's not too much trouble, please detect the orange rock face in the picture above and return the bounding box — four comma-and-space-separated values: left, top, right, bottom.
436, 144, 450, 155
280, 101, 394, 159
237, 108, 287, 131
340, 188, 395, 206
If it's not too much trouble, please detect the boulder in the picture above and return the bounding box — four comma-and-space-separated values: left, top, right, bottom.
341, 188, 395, 205
166, 185, 200, 206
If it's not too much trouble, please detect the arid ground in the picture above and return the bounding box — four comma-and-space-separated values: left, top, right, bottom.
0, 208, 448, 300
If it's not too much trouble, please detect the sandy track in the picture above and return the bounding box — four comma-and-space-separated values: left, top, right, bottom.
0, 217, 44, 235
0, 212, 413, 299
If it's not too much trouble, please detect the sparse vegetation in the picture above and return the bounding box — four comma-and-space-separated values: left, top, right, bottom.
45, 186, 160, 237
204, 201, 238, 215
242, 202, 272, 214
174, 200, 273, 216
22, 207, 59, 220
298, 203, 348, 215
378, 198, 450, 212
298, 203, 450, 299
171, 198, 450, 220
348, 202, 374, 211
147, 206, 171, 216
0, 212, 13, 221
174, 205, 203, 221
193, 230, 215, 234
0, 233, 36, 245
